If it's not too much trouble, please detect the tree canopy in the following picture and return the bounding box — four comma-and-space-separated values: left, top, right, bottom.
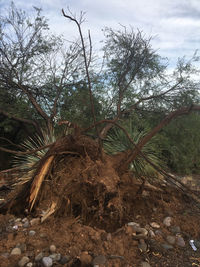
0, 3, 200, 174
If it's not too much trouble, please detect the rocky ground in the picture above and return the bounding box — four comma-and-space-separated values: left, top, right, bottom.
0, 174, 200, 267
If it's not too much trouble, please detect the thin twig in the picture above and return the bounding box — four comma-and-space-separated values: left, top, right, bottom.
62, 9, 100, 145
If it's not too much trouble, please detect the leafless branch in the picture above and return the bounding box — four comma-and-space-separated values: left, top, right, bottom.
62, 8, 101, 144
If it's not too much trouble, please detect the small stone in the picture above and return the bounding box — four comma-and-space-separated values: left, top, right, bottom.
26, 263, 33, 267
80, 251, 92, 265
59, 255, 70, 265
15, 218, 22, 222
163, 216, 172, 227
11, 247, 22, 255
93, 255, 107, 265
149, 229, 155, 238
176, 236, 185, 247
35, 252, 44, 261
136, 227, 148, 236
155, 230, 163, 236
30, 218, 40, 226
23, 221, 29, 228
42, 256, 53, 267
128, 222, 140, 230
161, 243, 174, 250
22, 218, 28, 223
40, 233, 47, 238
194, 240, 200, 248
138, 239, 148, 252
18, 243, 27, 253
29, 230, 36, 236
141, 262, 151, 267
49, 253, 61, 262
18, 256, 30, 267
170, 226, 181, 234
150, 222, 160, 229
166, 235, 176, 245
49, 244, 56, 253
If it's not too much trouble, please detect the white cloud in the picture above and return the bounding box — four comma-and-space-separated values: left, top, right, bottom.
1, 0, 200, 68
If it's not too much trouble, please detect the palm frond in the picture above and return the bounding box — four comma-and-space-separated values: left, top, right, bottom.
104, 121, 163, 178
12, 128, 57, 185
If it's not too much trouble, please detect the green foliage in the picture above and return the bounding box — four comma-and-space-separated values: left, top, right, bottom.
160, 113, 200, 174
104, 119, 163, 178
60, 80, 104, 128
13, 127, 59, 185
0, 3, 200, 177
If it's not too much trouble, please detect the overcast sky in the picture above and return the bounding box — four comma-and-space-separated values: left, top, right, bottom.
1, 0, 200, 68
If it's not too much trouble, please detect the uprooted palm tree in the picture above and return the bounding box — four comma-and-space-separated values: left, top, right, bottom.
1, 5, 200, 225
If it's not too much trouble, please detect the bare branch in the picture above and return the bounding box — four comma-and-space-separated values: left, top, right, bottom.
62, 8, 101, 147
87, 30, 92, 68
121, 80, 183, 115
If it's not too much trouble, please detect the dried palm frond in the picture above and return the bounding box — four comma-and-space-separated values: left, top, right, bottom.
29, 155, 54, 211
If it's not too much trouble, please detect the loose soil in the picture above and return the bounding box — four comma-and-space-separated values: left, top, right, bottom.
0, 135, 200, 267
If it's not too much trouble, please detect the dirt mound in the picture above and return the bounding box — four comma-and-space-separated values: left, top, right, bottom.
1, 135, 122, 226
1, 135, 200, 266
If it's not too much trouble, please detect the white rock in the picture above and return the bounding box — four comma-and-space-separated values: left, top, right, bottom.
128, 222, 140, 227
23, 221, 29, 228
29, 230, 36, 236
11, 247, 21, 255
30, 218, 40, 226
138, 228, 148, 236
42, 257, 53, 267
141, 261, 151, 267
49, 253, 61, 261
176, 236, 185, 247
49, 244, 56, 253
26, 263, 33, 267
150, 222, 160, 229
22, 218, 28, 223
163, 216, 172, 227
18, 256, 30, 267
